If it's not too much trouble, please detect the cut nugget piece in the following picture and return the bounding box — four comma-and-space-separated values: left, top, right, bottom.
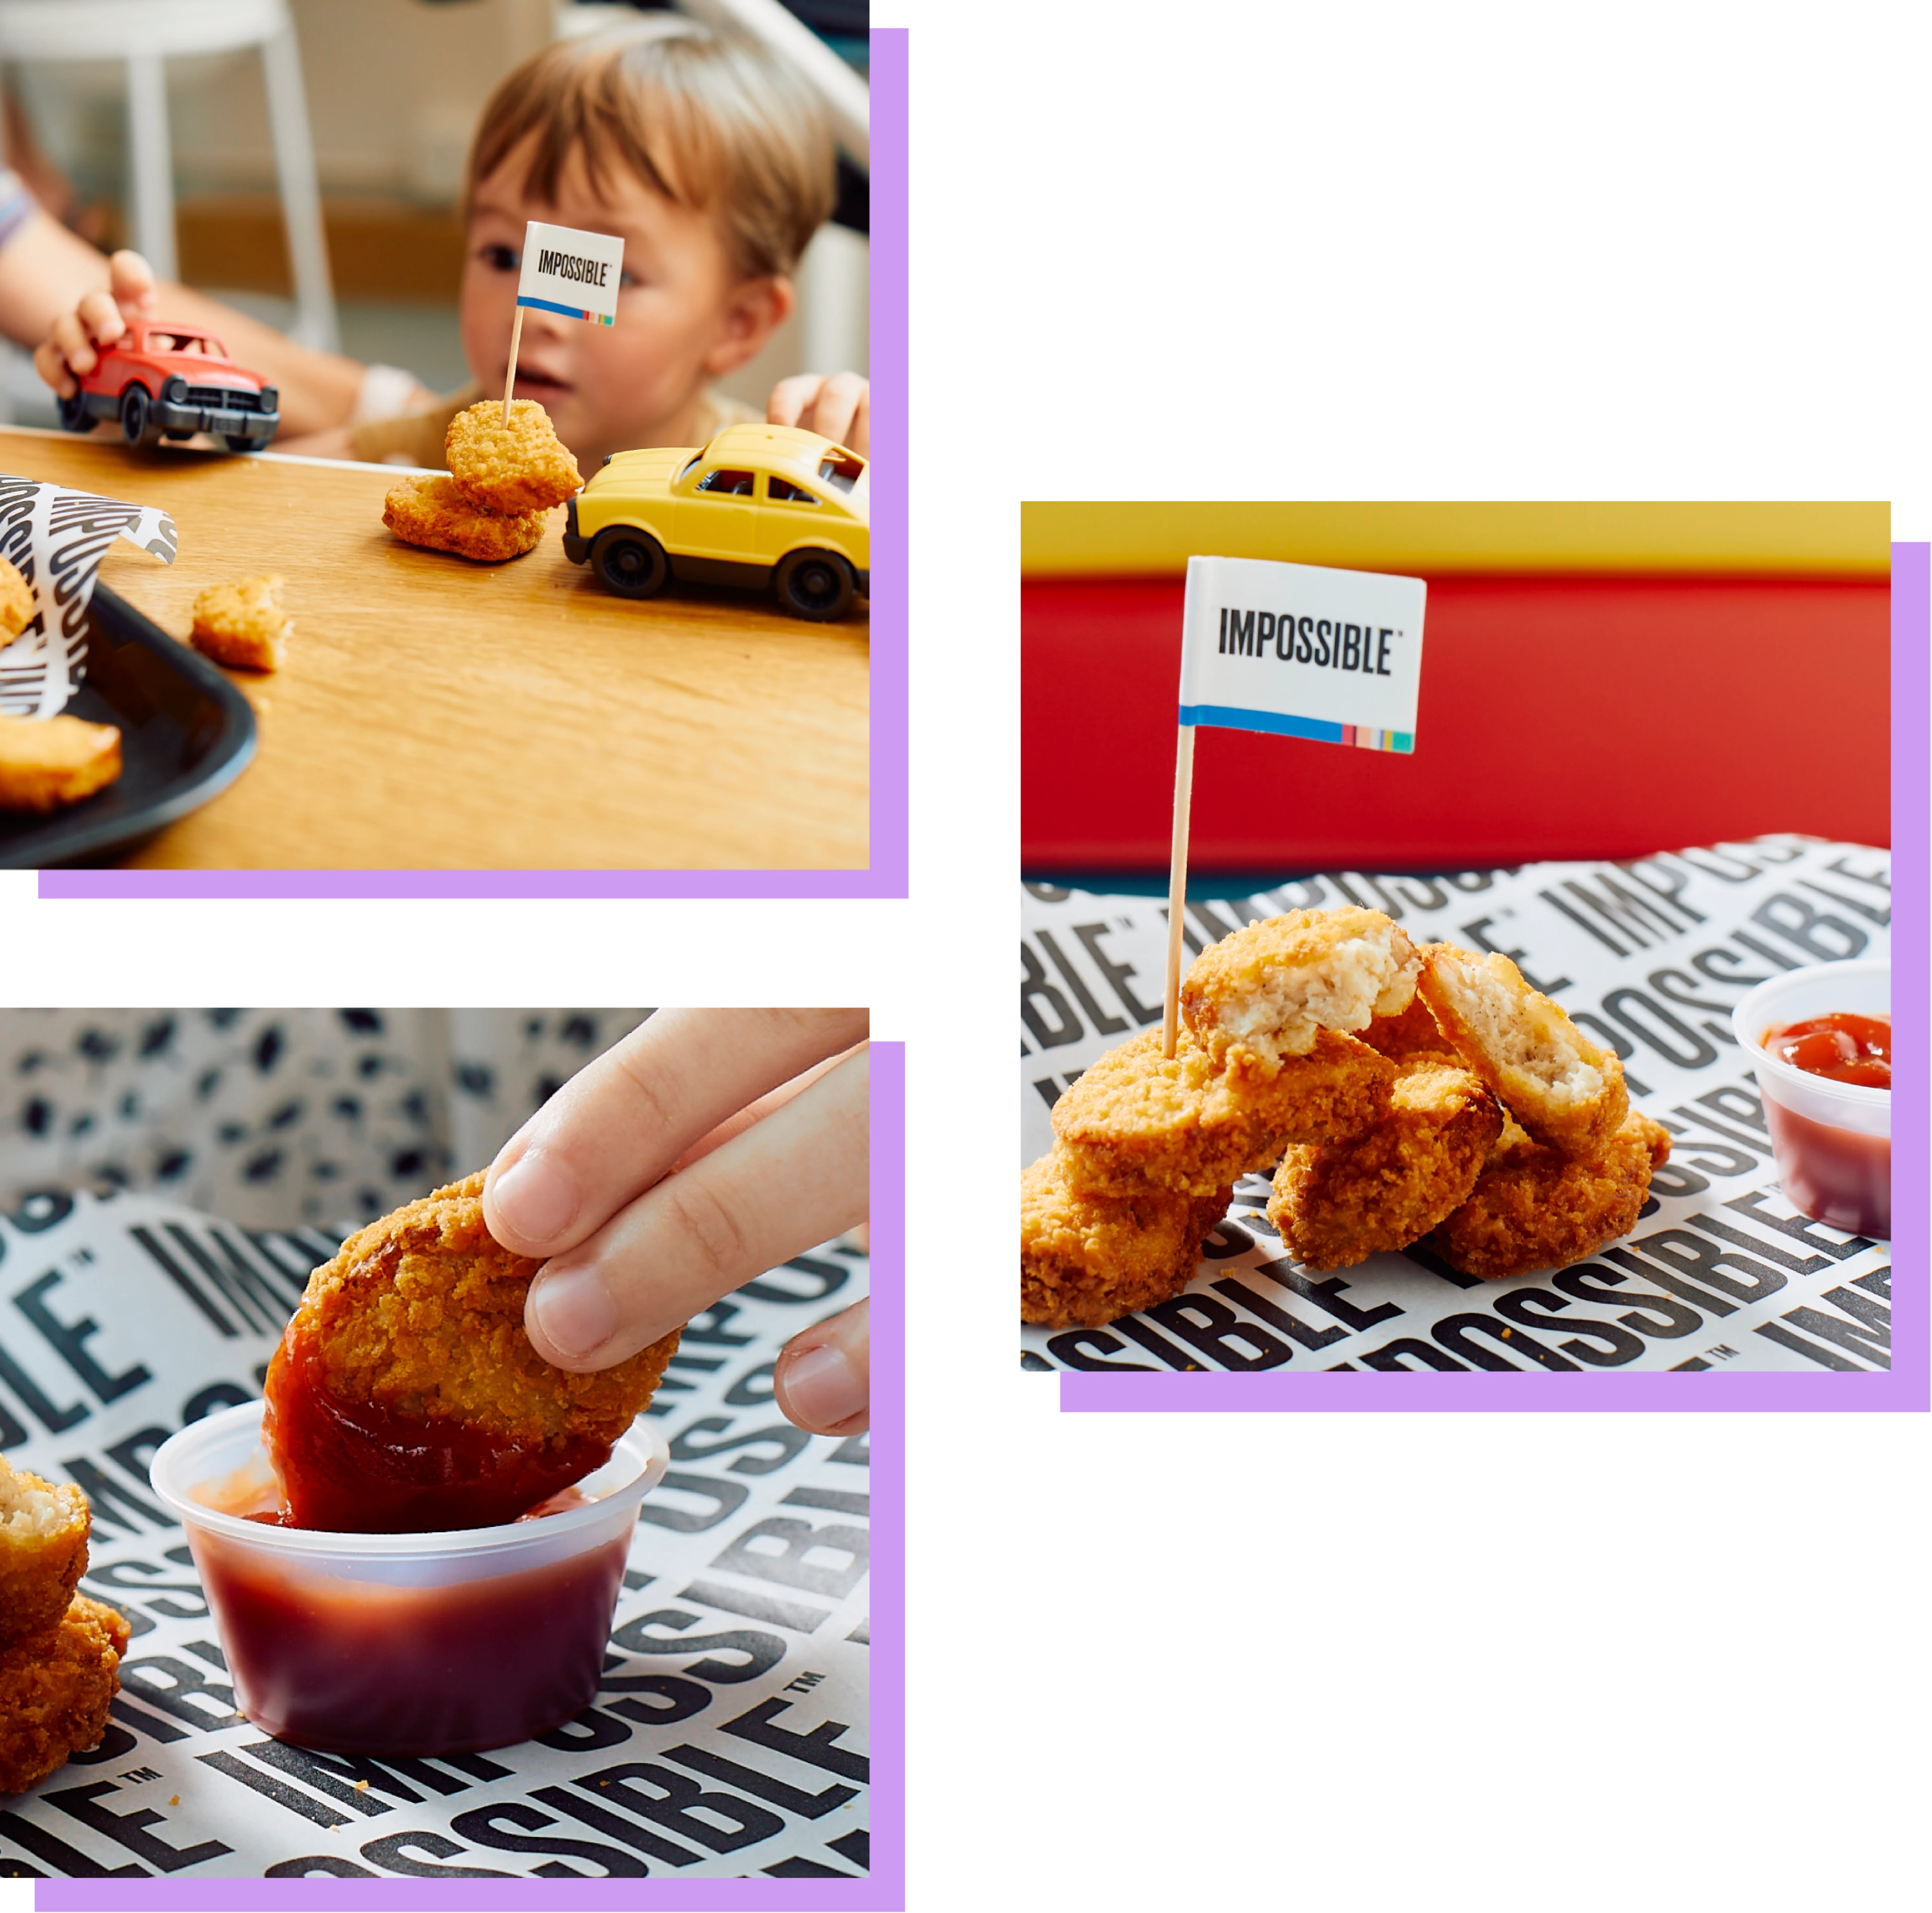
1267, 1054, 1503, 1270
190, 573, 290, 672
0, 556, 32, 640
1052, 1027, 1394, 1199
0, 1592, 129, 1796
0, 712, 121, 813
1361, 991, 1454, 1062
264, 1171, 680, 1533
1426, 1111, 1672, 1280
0, 1457, 91, 1651
383, 473, 547, 563
1022, 1148, 1230, 1328
1416, 947, 1628, 1160
445, 399, 582, 515
1181, 907, 1421, 1077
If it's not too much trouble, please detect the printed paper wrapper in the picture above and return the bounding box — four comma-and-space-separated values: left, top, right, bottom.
1021, 834, 1891, 1375
0, 1192, 869, 1881
0, 473, 178, 719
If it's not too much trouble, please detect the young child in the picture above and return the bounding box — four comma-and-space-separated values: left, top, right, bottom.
36, 17, 867, 468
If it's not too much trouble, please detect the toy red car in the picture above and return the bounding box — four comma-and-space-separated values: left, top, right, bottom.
57, 320, 279, 452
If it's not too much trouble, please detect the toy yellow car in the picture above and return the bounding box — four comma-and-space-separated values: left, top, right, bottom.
562, 423, 869, 621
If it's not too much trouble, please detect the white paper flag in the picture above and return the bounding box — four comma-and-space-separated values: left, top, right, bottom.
516, 220, 625, 327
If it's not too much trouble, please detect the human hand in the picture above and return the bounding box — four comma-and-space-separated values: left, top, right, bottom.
484, 1009, 871, 1437
32, 250, 157, 400
767, 371, 869, 458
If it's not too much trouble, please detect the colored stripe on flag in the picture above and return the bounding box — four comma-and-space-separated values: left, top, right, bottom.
517, 294, 615, 325
1178, 703, 1415, 753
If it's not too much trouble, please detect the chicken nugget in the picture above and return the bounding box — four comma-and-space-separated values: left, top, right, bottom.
0, 1593, 129, 1796
1053, 1027, 1394, 1198
0, 712, 121, 813
1266, 1054, 1502, 1269
1426, 1111, 1672, 1280
383, 474, 546, 563
1181, 907, 1421, 1076
264, 1171, 680, 1532
0, 1457, 90, 1651
1361, 991, 1454, 1062
0, 557, 32, 640
445, 400, 582, 515
1022, 1148, 1230, 1328
190, 573, 290, 672
1417, 947, 1628, 1160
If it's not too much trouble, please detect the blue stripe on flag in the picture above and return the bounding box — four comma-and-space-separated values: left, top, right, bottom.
517, 294, 613, 323
1177, 703, 1346, 743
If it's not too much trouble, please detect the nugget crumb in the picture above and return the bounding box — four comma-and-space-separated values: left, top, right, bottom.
0, 711, 122, 813
190, 574, 290, 672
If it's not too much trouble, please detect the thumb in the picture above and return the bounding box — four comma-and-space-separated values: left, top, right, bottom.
109, 250, 157, 311
773, 1296, 868, 1436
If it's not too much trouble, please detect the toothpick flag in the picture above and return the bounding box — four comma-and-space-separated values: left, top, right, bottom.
503, 220, 625, 421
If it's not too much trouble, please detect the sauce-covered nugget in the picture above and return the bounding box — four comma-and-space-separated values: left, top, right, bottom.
384, 474, 547, 563
0, 1594, 130, 1796
0, 712, 121, 813
0, 1457, 91, 1651
190, 573, 290, 672
445, 400, 582, 515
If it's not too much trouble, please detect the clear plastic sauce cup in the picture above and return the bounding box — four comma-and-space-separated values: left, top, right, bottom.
1731, 958, 1889, 1241
150, 1401, 668, 1756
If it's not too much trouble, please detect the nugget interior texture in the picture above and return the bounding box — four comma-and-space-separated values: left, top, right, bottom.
190, 573, 290, 672
0, 1458, 90, 1652
0, 556, 31, 639
1267, 1055, 1503, 1270
1051, 1027, 1393, 1198
1182, 907, 1420, 1070
383, 473, 547, 562
0, 712, 122, 813
445, 400, 583, 515
1021, 1149, 1230, 1328
286, 1171, 678, 1448
0, 1593, 129, 1795
1426, 1111, 1672, 1280
1417, 946, 1628, 1160
1361, 990, 1452, 1061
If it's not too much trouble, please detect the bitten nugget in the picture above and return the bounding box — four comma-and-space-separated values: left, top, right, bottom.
0, 1457, 90, 1651
190, 573, 290, 672
0, 556, 32, 640
1361, 991, 1453, 1062
0, 1593, 129, 1796
1021, 1148, 1230, 1328
1417, 946, 1628, 1160
1052, 1027, 1394, 1198
0, 712, 122, 813
1181, 907, 1421, 1077
1266, 1054, 1502, 1269
1426, 1111, 1672, 1280
445, 400, 582, 515
383, 474, 546, 563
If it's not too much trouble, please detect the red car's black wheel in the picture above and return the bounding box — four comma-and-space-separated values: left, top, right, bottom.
119, 384, 162, 448
592, 526, 670, 599
57, 392, 90, 434
774, 548, 855, 621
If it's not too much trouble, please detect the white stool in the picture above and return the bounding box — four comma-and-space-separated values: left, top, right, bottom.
0, 0, 338, 350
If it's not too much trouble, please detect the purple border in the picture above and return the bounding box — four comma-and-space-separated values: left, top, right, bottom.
1061, 544, 1927, 1414
36, 1041, 905, 1910
40, 29, 909, 902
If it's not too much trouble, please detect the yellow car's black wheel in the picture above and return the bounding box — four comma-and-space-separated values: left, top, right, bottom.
775, 548, 855, 621
592, 527, 670, 599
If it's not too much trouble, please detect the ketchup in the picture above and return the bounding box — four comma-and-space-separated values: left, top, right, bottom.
1762, 1013, 1890, 1089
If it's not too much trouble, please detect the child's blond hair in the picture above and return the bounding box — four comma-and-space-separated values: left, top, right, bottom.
465, 19, 837, 283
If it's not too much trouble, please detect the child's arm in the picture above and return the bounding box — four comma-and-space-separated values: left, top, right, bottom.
767, 372, 869, 458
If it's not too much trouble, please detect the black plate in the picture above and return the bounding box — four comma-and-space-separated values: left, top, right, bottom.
0, 581, 257, 868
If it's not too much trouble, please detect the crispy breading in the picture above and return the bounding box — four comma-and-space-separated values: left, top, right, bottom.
383, 474, 547, 562
1181, 907, 1421, 1074
0, 1457, 90, 1651
190, 573, 290, 672
1416, 946, 1628, 1160
1052, 1027, 1394, 1198
0, 1593, 129, 1796
1021, 1148, 1229, 1328
1360, 991, 1454, 1062
279, 1171, 678, 1450
0, 557, 32, 640
1267, 1055, 1503, 1269
1426, 1111, 1672, 1280
0, 712, 122, 813
445, 400, 583, 515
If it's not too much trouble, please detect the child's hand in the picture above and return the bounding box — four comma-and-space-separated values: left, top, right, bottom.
32, 250, 158, 400
768, 372, 869, 458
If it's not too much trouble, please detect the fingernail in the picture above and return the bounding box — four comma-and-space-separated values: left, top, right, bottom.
778, 1341, 864, 1431
529, 1262, 617, 1362
491, 1148, 577, 1243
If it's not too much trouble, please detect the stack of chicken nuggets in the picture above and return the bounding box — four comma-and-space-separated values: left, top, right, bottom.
1020, 908, 1672, 1328
383, 400, 582, 563
1, 1454, 129, 1795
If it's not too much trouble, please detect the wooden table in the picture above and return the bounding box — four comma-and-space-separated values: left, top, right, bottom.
2, 429, 868, 868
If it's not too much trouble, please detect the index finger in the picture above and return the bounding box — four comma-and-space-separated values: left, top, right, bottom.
77, 290, 129, 349
484, 1008, 868, 1259
765, 374, 818, 430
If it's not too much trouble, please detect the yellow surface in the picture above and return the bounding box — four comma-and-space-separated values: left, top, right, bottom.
1020, 502, 1891, 578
